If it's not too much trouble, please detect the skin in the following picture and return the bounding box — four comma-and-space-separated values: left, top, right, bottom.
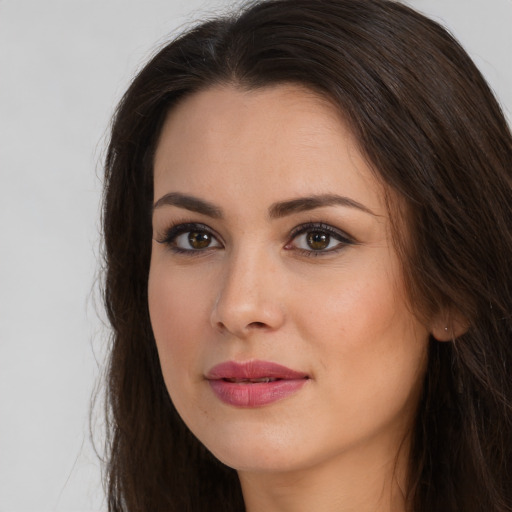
148, 84, 431, 512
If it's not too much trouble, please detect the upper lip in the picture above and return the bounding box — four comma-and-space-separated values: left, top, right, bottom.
206, 360, 309, 381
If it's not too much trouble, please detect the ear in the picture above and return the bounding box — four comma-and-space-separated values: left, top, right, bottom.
430, 310, 468, 341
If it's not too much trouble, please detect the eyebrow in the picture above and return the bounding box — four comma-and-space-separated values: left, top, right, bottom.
153, 192, 376, 218
153, 192, 223, 218
268, 194, 376, 218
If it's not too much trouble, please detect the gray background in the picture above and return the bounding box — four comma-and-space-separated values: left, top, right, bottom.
0, 0, 510, 510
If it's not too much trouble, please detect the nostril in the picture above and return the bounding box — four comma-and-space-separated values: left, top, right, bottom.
213, 320, 267, 335
248, 322, 267, 329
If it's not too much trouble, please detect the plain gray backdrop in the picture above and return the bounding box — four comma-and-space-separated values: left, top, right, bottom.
0, 0, 510, 510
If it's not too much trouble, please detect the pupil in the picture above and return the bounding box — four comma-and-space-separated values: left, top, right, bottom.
307, 231, 329, 250
189, 231, 211, 249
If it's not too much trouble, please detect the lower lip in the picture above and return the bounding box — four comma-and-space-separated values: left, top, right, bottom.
208, 379, 308, 407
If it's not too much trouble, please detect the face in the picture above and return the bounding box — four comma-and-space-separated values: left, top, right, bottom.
149, 84, 429, 475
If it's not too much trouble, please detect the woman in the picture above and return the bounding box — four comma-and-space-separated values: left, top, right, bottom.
101, 0, 512, 510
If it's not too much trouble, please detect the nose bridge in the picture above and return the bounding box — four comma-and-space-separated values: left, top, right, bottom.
211, 240, 284, 336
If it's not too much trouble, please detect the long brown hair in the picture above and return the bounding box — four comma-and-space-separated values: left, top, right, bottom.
100, 0, 512, 510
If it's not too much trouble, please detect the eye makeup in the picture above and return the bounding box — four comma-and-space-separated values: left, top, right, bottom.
154, 218, 357, 258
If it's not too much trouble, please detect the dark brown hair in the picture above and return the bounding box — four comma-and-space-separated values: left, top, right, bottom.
101, 0, 512, 510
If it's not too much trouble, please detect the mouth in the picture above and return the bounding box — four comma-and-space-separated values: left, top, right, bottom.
206, 360, 310, 407
222, 377, 281, 383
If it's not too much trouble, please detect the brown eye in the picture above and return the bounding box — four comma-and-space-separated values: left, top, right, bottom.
162, 224, 222, 252
306, 231, 330, 250
288, 223, 353, 255
188, 231, 212, 249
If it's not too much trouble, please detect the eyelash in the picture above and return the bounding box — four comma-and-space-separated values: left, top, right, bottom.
287, 222, 355, 257
155, 221, 356, 257
156, 222, 221, 256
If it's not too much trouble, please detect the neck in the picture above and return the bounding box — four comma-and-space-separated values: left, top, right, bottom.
238, 433, 410, 512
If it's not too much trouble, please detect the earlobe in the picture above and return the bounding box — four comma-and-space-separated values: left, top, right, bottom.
430, 313, 468, 341
431, 324, 453, 342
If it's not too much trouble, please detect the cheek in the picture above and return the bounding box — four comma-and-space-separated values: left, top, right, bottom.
147, 259, 212, 386
292, 256, 428, 406
293, 259, 401, 349
325, 279, 402, 352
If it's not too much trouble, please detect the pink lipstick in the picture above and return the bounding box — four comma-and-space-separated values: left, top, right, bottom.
206, 360, 309, 407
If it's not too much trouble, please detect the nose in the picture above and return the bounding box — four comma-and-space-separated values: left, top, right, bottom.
210, 246, 286, 338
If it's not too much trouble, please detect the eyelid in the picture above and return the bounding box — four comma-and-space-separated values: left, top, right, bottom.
155, 222, 223, 249
290, 222, 355, 241
154, 220, 356, 255
286, 222, 357, 254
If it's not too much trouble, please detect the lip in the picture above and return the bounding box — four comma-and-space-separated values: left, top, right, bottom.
206, 360, 309, 407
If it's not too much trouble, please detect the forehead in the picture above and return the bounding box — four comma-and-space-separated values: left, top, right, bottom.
153, 84, 386, 216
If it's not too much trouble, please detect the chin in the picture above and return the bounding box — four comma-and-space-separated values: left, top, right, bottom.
209, 442, 305, 473
188, 416, 315, 473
